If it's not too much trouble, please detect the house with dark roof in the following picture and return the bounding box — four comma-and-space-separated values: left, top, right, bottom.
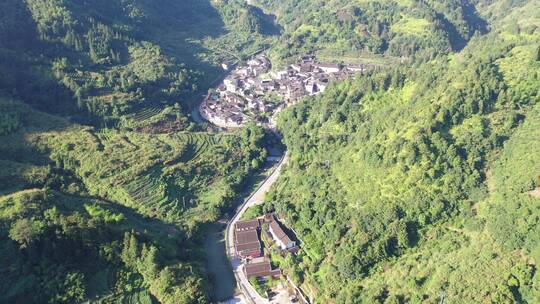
235, 219, 262, 258
235, 232, 262, 258
201, 54, 372, 128
236, 218, 260, 232
244, 257, 281, 279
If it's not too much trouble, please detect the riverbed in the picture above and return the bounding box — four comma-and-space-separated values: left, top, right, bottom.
203, 219, 237, 301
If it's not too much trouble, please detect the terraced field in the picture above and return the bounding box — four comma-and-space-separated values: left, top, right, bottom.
95, 128, 114, 142
173, 132, 226, 162
62, 128, 238, 222
112, 106, 166, 129
121, 169, 173, 217
131, 106, 163, 121
111, 132, 231, 217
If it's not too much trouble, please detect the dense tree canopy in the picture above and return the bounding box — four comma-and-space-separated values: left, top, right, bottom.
0, 1, 273, 302
263, 1, 540, 302
253, 0, 487, 65
1, 0, 540, 303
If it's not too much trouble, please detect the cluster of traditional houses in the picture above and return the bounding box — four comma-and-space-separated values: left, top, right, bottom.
234, 214, 298, 279
200, 54, 377, 128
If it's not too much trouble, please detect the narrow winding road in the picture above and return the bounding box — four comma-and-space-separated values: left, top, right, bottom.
225, 153, 289, 304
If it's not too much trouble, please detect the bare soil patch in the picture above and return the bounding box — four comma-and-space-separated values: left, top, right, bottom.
527, 188, 540, 198
136, 119, 186, 134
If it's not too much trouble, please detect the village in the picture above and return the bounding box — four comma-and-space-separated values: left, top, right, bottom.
200, 54, 377, 128
233, 213, 303, 303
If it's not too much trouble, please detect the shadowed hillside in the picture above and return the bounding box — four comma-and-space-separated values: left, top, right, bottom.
0, 0, 277, 128
0, 1, 274, 302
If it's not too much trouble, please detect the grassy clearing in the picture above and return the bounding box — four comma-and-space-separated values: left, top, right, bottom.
315, 49, 401, 66
391, 16, 431, 36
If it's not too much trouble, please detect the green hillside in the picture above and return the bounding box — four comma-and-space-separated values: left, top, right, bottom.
0, 0, 275, 302
0, 0, 277, 127
2, 0, 540, 302
1, 189, 205, 303
263, 0, 540, 302
0, 93, 268, 303
253, 0, 487, 66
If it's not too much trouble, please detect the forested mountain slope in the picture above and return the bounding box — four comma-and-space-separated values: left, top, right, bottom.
254, 0, 487, 65
0, 0, 277, 127
0, 94, 268, 303
1, 189, 206, 303
0, 0, 272, 303
264, 0, 540, 302
2, 0, 540, 303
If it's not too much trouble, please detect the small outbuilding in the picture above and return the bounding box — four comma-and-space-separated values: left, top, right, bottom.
244, 257, 281, 279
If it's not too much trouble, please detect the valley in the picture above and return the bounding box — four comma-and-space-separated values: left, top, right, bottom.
1, 0, 540, 303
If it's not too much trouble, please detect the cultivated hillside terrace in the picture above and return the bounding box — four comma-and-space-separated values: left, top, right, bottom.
200, 55, 380, 128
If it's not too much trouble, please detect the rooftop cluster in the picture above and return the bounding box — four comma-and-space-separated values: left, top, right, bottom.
200, 55, 377, 128
234, 214, 297, 279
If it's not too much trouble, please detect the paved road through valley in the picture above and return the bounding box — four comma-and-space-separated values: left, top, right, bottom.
225, 152, 289, 304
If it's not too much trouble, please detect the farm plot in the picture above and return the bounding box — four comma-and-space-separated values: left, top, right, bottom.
131, 106, 163, 121
121, 170, 171, 215
118, 106, 165, 129
96, 128, 114, 142
173, 132, 225, 162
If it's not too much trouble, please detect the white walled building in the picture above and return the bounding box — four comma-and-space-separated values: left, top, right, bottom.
269, 219, 296, 250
